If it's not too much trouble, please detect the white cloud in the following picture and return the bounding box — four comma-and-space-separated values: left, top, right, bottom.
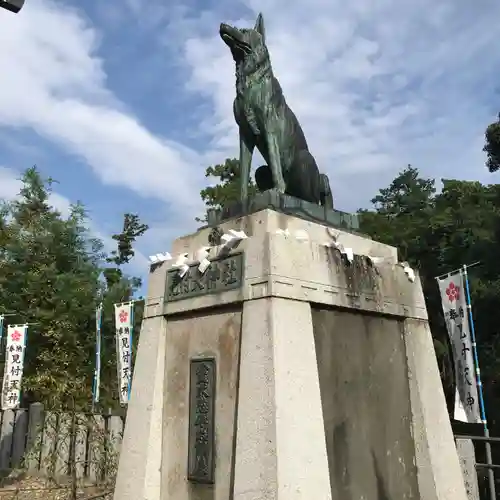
161, 0, 500, 209
0, 167, 23, 202
0, 166, 75, 217
1, 0, 499, 270
0, 166, 148, 273
0, 0, 206, 222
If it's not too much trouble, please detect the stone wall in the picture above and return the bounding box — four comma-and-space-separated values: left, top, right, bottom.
312, 306, 419, 500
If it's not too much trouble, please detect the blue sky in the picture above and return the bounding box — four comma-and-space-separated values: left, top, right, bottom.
1, 0, 500, 284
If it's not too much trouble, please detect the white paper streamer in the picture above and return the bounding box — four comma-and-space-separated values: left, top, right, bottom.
196, 246, 211, 274
322, 239, 353, 263
294, 229, 309, 241
275, 228, 290, 237
399, 262, 416, 282
172, 253, 189, 278
148, 252, 172, 264
220, 229, 248, 250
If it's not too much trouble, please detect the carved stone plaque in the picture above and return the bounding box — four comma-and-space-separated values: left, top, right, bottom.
165, 253, 244, 302
187, 357, 216, 484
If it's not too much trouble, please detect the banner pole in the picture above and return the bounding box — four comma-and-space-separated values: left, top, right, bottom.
128, 302, 134, 402
92, 303, 102, 413
0, 315, 3, 353
462, 264, 496, 500
435, 261, 482, 281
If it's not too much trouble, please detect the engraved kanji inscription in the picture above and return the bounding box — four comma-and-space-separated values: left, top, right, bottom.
187, 358, 216, 484
166, 253, 243, 302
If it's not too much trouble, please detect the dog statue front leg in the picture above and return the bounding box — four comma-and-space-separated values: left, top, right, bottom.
239, 132, 254, 207
266, 132, 286, 194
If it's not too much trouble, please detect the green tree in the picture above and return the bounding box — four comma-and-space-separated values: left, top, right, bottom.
358, 166, 455, 399
430, 180, 500, 396
359, 167, 500, 436
103, 213, 149, 288
0, 167, 102, 408
197, 158, 257, 222
359, 165, 436, 264
96, 279, 144, 410
484, 113, 500, 172
0, 167, 147, 410
98, 213, 148, 409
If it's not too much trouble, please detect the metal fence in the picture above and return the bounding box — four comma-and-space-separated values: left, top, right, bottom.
0, 403, 124, 483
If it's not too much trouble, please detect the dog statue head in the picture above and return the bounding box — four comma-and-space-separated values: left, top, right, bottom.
220, 13, 269, 73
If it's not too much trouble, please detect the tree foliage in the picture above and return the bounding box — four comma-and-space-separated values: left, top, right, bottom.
484, 113, 500, 173
359, 166, 500, 433
198, 154, 500, 423
197, 146, 500, 435
197, 158, 257, 221
0, 167, 147, 410
198, 157, 500, 429
103, 213, 148, 289
359, 165, 436, 264
107, 213, 149, 266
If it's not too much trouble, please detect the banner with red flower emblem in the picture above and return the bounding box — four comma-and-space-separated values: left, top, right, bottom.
438, 272, 481, 423
114, 302, 134, 405
1, 324, 27, 410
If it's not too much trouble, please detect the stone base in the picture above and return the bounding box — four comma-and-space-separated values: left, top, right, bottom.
456, 439, 480, 500
114, 209, 468, 500
205, 190, 359, 231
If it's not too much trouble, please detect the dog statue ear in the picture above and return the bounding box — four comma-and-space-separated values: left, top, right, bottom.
254, 13, 266, 42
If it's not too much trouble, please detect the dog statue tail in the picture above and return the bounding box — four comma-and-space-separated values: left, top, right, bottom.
320, 173, 334, 209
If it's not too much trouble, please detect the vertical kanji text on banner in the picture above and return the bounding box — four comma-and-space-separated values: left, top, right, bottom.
1, 324, 28, 410
114, 302, 134, 405
437, 271, 481, 423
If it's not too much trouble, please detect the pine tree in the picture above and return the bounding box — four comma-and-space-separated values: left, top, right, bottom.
0, 167, 148, 410
197, 158, 257, 222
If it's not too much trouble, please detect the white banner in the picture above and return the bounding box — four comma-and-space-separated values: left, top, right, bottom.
1, 325, 27, 410
114, 302, 133, 405
438, 272, 481, 423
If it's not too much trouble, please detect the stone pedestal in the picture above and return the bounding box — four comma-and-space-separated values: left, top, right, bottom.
456, 439, 480, 500
114, 209, 468, 500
